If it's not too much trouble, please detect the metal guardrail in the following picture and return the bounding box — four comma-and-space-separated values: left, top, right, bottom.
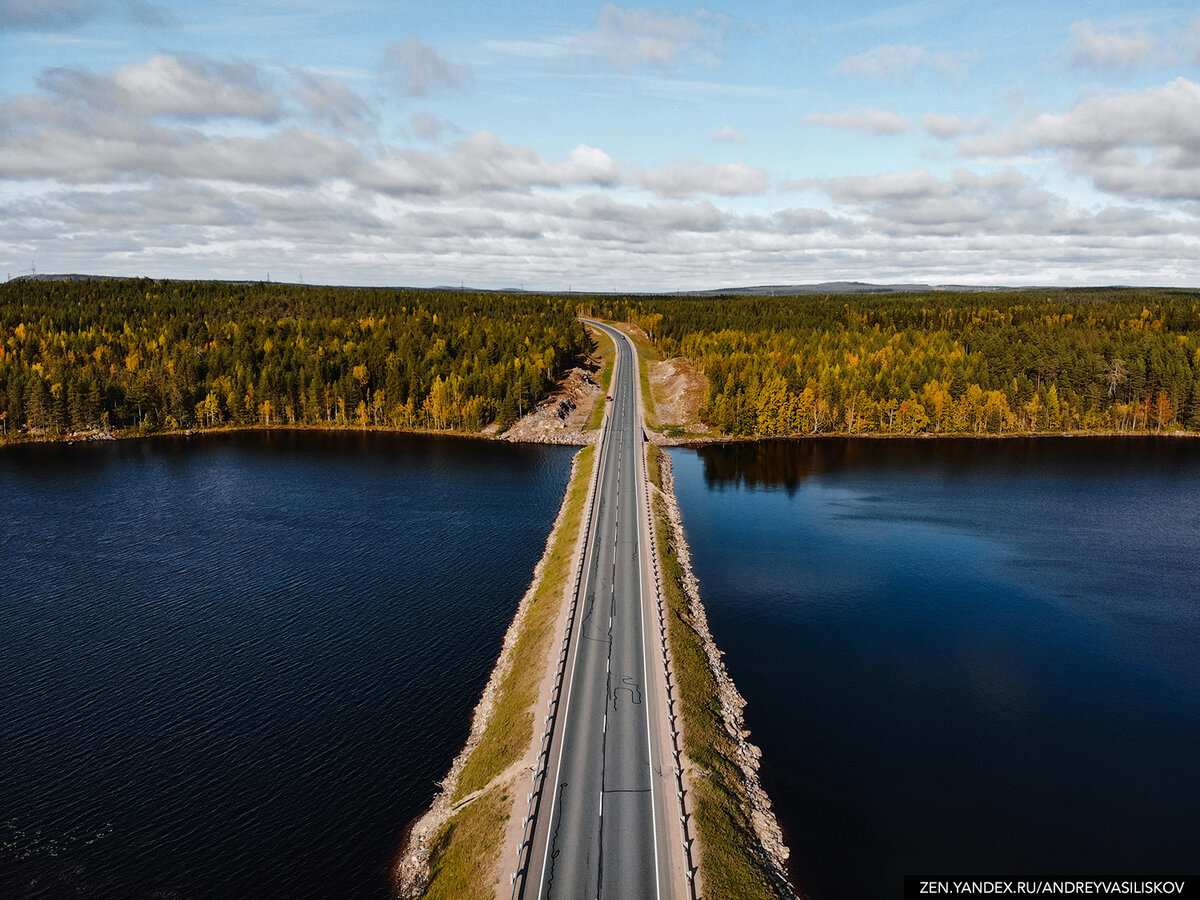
508, 394, 612, 899
642, 451, 700, 900
508, 327, 698, 899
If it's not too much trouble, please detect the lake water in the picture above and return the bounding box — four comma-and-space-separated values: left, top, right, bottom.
0, 431, 575, 900
668, 437, 1200, 900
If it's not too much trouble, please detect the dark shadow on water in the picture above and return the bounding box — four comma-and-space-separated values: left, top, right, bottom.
693, 435, 1200, 494
670, 437, 1200, 900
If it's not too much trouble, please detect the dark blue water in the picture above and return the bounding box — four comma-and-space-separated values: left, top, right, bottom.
0, 431, 575, 900
669, 437, 1200, 900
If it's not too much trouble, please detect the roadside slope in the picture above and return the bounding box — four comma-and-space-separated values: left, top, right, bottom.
647, 443, 803, 900
393, 443, 598, 899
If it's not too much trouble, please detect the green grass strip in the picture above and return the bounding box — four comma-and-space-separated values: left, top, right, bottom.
421, 444, 597, 897
586, 327, 615, 430
454, 443, 596, 799
422, 786, 510, 900
647, 444, 781, 900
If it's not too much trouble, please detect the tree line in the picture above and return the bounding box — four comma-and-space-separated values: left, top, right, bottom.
0, 279, 588, 438
583, 288, 1200, 436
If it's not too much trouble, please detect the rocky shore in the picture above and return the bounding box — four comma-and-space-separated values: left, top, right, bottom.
392, 449, 586, 898
657, 449, 800, 900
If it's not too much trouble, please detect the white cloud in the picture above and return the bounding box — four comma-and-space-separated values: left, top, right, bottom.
38, 53, 282, 121
810, 106, 909, 135
770, 207, 839, 233
957, 78, 1200, 201
818, 168, 951, 203
1067, 20, 1156, 68
1025, 79, 1200, 150
832, 43, 969, 82
0, 95, 360, 184
573, 195, 727, 234
381, 36, 470, 98
636, 161, 769, 198
6, 47, 1200, 290
356, 131, 620, 196
922, 112, 988, 138
707, 125, 746, 143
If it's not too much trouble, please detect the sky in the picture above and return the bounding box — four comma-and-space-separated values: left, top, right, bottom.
2, 0, 1200, 291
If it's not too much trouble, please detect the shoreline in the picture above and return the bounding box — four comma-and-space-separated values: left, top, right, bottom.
649, 445, 802, 899
4, 421, 1196, 453
0, 421, 597, 450
393, 441, 600, 898
653, 428, 1200, 447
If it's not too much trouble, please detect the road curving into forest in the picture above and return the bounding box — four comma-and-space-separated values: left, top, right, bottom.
516, 321, 685, 900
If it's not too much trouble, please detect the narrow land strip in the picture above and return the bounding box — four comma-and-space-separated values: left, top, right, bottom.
397, 318, 800, 900
394, 442, 598, 899
647, 443, 803, 900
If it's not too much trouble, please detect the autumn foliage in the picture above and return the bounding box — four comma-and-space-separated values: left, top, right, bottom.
0, 279, 587, 438
586, 288, 1200, 436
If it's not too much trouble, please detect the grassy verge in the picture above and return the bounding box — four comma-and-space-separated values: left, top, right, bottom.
603, 321, 661, 428
585, 325, 615, 430
455, 443, 595, 798
647, 444, 781, 900
422, 786, 510, 900
421, 444, 596, 897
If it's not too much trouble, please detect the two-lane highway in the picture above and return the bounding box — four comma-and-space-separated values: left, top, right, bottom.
520, 322, 677, 900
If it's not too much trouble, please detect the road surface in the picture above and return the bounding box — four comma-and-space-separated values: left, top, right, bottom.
519, 322, 679, 900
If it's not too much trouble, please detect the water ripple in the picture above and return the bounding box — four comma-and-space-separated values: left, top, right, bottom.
0, 431, 574, 900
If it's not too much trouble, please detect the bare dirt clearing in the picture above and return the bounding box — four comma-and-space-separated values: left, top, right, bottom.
648, 357, 711, 440
499, 361, 603, 445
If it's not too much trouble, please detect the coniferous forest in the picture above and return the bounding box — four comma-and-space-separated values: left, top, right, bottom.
0, 279, 586, 438
3, 280, 1199, 440
588, 288, 1200, 436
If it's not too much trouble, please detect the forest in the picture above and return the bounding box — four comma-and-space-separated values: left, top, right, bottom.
5, 280, 1199, 442
585, 288, 1200, 436
0, 279, 587, 439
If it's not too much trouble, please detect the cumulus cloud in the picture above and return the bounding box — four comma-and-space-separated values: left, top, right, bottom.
0, 115, 361, 185
356, 131, 620, 196
770, 207, 839, 233
573, 195, 727, 234
636, 161, 769, 198
922, 112, 988, 138
1023, 78, 1200, 151
817, 168, 951, 203
707, 125, 746, 143
1067, 20, 1156, 68
382, 36, 471, 97
961, 78, 1200, 201
0, 0, 171, 29
792, 167, 1084, 240
833, 44, 969, 82
6, 46, 1200, 289
810, 107, 909, 135
38, 53, 282, 121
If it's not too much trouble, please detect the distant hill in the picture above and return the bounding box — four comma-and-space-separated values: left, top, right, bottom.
689, 281, 1022, 295
6, 273, 1117, 295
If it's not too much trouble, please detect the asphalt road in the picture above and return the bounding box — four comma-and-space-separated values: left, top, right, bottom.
522, 322, 674, 900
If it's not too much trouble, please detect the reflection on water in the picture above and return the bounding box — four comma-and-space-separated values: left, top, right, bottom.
0, 431, 574, 899
670, 437, 1200, 900
695, 434, 1200, 493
